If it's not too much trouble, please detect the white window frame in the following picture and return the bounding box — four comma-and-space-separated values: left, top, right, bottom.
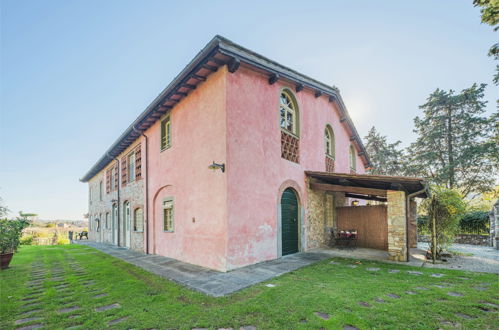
325, 126, 335, 159
279, 89, 299, 136
349, 145, 357, 171
163, 198, 174, 232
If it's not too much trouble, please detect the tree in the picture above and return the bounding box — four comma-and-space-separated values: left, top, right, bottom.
406, 83, 497, 196
422, 186, 466, 260
473, 0, 499, 84
363, 127, 405, 176
0, 197, 8, 219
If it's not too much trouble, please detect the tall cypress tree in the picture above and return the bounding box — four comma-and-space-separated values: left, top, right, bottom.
363, 127, 404, 176
406, 83, 497, 195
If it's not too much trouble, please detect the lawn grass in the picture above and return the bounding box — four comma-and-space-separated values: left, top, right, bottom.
1, 245, 498, 329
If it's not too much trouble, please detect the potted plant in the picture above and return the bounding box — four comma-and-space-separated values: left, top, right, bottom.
0, 219, 30, 269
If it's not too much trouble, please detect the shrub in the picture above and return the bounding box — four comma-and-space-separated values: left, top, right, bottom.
417, 215, 429, 234
0, 219, 30, 254
57, 238, 70, 245
421, 186, 466, 260
20, 235, 34, 245
459, 211, 489, 234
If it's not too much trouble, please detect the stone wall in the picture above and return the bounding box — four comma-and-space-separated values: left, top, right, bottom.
418, 234, 490, 246
87, 141, 145, 253
306, 186, 327, 249
305, 185, 347, 249
387, 190, 407, 261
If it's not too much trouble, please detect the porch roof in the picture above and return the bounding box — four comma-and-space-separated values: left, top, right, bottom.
306, 171, 429, 200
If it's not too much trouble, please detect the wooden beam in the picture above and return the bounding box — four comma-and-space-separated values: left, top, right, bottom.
310, 182, 387, 197
328, 95, 336, 103
315, 90, 322, 98
295, 83, 304, 92
202, 64, 217, 71
345, 193, 387, 202
227, 57, 240, 73
192, 74, 206, 81
182, 83, 197, 89
175, 91, 188, 97
209, 57, 225, 65
268, 73, 279, 85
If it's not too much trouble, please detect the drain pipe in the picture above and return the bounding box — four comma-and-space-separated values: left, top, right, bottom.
132, 125, 149, 254
405, 183, 430, 261
108, 153, 121, 247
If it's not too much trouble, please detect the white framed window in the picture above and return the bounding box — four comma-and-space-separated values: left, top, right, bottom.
163, 199, 174, 232
325, 125, 335, 158
128, 152, 136, 182
279, 89, 299, 136
160, 116, 172, 150
349, 145, 357, 172
134, 208, 144, 232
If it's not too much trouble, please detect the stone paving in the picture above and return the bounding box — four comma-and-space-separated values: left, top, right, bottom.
76, 240, 331, 297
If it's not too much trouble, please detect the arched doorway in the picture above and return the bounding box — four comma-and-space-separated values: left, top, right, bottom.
281, 188, 299, 256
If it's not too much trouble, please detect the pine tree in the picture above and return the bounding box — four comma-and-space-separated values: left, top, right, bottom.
363, 127, 404, 176
406, 83, 497, 195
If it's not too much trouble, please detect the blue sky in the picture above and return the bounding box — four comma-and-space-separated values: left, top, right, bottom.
1, 0, 497, 220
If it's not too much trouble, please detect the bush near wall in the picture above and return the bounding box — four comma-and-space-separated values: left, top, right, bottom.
418, 211, 489, 236
459, 211, 489, 234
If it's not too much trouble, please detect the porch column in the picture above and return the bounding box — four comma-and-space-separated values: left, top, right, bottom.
387, 190, 407, 261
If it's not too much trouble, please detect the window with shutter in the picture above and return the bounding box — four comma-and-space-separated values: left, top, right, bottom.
163, 199, 174, 232
128, 153, 136, 182
134, 208, 144, 232
160, 116, 171, 150
121, 156, 127, 186
135, 145, 142, 180
114, 166, 119, 190
106, 169, 111, 193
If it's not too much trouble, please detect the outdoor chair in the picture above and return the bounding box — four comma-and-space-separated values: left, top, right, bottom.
335, 229, 358, 249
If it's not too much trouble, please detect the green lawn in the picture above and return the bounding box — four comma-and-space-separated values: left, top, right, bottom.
1, 245, 498, 329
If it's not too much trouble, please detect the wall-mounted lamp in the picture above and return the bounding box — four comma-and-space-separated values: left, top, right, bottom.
351, 200, 359, 206
208, 161, 225, 173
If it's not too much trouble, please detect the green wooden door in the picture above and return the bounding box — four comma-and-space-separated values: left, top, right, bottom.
281, 188, 299, 256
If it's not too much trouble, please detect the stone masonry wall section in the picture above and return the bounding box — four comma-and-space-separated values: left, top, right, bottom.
387, 190, 407, 261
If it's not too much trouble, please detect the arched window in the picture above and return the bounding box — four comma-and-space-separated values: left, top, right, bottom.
134, 208, 144, 232
279, 89, 299, 136
324, 125, 335, 158
349, 145, 357, 172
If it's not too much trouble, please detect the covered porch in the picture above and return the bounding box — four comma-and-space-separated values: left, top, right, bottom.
305, 171, 429, 262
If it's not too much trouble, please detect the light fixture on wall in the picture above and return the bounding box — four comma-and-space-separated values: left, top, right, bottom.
208, 161, 225, 173
351, 200, 359, 206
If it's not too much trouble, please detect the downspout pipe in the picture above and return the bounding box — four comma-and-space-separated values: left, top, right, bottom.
107, 153, 121, 247
405, 183, 430, 262
132, 125, 149, 254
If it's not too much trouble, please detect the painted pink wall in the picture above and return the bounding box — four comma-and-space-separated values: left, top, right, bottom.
143, 67, 228, 271
225, 66, 365, 270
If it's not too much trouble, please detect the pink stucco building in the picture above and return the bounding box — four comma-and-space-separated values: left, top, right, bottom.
82, 36, 427, 271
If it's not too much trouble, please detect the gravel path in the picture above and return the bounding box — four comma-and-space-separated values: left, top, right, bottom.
418, 243, 499, 274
